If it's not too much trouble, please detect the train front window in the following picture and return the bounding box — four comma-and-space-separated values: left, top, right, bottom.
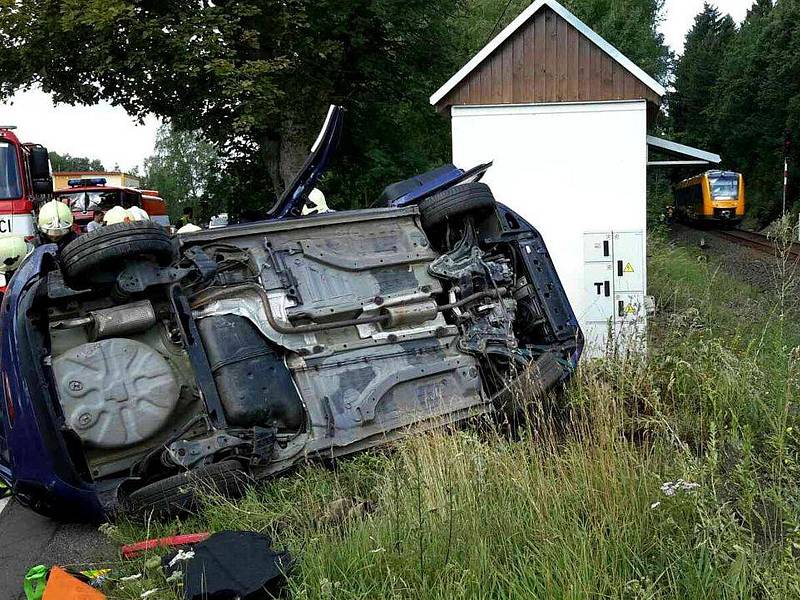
0, 142, 22, 200
709, 175, 739, 199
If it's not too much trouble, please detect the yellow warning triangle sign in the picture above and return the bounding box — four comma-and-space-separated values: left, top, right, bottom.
624, 263, 635, 273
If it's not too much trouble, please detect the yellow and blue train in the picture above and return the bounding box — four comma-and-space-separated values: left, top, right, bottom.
674, 170, 745, 226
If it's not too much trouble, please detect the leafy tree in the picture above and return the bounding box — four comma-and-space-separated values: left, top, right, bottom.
48, 151, 104, 172
669, 3, 736, 149
0, 0, 463, 213
0, 0, 672, 215
709, 0, 776, 222
142, 125, 225, 223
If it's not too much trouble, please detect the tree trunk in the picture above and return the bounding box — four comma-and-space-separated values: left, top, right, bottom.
260, 121, 315, 221
278, 119, 312, 191
263, 132, 282, 197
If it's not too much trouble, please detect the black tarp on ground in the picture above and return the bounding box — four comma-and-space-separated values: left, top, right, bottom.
164, 530, 293, 600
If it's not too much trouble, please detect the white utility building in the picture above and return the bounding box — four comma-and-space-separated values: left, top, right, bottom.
431, 0, 717, 355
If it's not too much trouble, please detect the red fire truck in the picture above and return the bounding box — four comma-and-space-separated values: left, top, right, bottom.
0, 126, 52, 238
53, 179, 170, 232
0, 126, 52, 290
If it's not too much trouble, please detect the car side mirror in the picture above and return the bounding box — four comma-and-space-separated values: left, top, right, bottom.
28, 145, 51, 181
32, 179, 53, 195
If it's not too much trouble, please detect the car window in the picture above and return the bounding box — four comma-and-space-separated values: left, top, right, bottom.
0, 142, 22, 201
58, 190, 122, 212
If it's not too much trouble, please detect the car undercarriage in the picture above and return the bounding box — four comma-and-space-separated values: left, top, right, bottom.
0, 108, 582, 520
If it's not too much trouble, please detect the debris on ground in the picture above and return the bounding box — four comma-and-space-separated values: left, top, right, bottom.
121, 532, 211, 559
41, 566, 106, 599
162, 530, 293, 600
25, 564, 113, 600
23, 565, 47, 600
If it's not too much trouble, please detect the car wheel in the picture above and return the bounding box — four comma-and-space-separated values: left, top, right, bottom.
124, 460, 250, 518
60, 222, 178, 287
418, 182, 496, 231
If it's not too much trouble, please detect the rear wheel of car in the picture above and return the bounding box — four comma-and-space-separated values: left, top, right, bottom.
124, 460, 250, 518
60, 222, 177, 287
418, 182, 496, 231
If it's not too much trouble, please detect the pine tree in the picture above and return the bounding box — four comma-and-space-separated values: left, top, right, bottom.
669, 3, 736, 149
711, 0, 775, 221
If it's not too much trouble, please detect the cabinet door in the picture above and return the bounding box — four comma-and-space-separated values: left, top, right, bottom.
583, 261, 615, 322
614, 291, 645, 323
583, 232, 613, 263
611, 231, 644, 292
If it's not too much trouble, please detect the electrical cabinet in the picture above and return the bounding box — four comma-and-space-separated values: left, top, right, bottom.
583, 232, 613, 263
583, 230, 646, 355
611, 231, 644, 292
583, 261, 615, 322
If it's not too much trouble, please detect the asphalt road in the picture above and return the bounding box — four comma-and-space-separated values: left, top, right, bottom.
0, 498, 116, 599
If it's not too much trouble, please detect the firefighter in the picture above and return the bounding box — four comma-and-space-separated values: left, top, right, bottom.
104, 205, 149, 226
178, 206, 194, 228
302, 188, 331, 216
120, 195, 150, 221
176, 223, 202, 234
127, 204, 150, 221
37, 199, 77, 249
86, 210, 104, 233
103, 205, 134, 225
0, 235, 31, 280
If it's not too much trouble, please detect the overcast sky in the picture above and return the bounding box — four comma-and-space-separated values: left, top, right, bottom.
661, 0, 754, 54
0, 0, 759, 173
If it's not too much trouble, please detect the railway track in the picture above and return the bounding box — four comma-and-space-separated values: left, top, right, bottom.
712, 228, 800, 260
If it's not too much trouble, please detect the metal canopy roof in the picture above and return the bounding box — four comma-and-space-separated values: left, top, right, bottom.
647, 135, 721, 166
430, 0, 666, 107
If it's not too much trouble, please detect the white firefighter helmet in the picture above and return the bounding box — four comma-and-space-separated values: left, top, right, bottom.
38, 200, 74, 239
0, 236, 30, 273
302, 188, 330, 216
127, 205, 150, 221
176, 223, 202, 234
103, 205, 134, 226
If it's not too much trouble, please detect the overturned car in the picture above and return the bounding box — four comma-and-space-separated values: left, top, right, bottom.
0, 108, 582, 520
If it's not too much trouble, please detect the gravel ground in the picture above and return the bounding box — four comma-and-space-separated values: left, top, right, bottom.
0, 500, 116, 600
667, 223, 794, 292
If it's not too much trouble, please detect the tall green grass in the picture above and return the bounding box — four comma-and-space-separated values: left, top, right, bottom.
110, 233, 800, 599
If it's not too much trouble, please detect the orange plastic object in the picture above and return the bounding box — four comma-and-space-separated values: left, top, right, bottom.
42, 566, 106, 600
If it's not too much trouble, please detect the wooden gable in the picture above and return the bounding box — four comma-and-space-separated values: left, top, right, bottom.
434, 6, 661, 114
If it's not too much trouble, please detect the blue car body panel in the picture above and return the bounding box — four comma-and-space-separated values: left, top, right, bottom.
385, 162, 492, 208
491, 203, 584, 368
267, 105, 344, 219
0, 245, 103, 520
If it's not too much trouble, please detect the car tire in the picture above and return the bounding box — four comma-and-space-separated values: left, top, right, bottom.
418, 182, 496, 231
124, 460, 250, 518
60, 222, 177, 286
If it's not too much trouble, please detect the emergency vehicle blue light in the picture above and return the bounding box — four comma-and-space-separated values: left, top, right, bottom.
68, 177, 107, 187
